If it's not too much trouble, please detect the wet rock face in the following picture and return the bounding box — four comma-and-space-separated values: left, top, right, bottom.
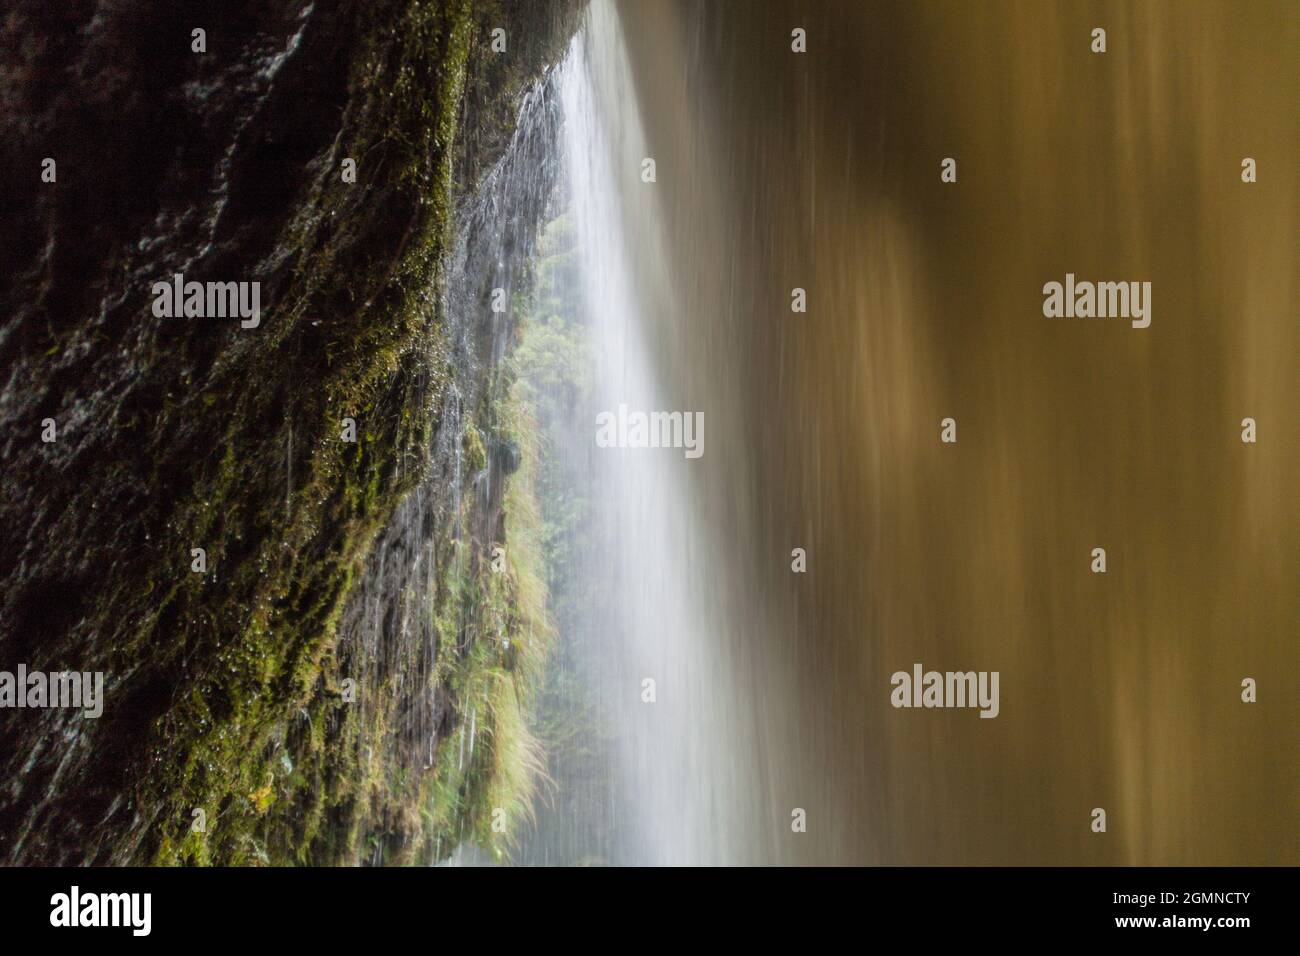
0, 0, 581, 864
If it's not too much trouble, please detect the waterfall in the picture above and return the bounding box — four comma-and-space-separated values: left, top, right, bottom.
512, 0, 797, 866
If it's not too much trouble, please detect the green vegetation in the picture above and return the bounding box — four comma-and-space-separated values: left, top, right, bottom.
499, 214, 623, 864
405, 384, 556, 862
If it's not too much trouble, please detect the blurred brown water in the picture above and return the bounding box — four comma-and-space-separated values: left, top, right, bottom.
605, 0, 1297, 864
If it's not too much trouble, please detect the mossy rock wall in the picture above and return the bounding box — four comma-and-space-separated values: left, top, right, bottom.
0, 0, 582, 865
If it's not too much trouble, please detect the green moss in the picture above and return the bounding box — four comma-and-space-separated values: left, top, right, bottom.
115, 1, 542, 866
463, 422, 488, 473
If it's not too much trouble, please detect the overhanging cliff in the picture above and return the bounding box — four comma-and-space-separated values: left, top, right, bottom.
0, 0, 582, 865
